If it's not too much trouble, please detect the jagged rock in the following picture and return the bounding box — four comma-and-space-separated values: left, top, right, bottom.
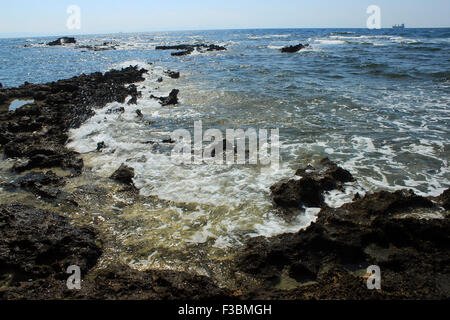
0, 203, 102, 283
281, 43, 309, 53
437, 188, 450, 210
0, 66, 147, 174
156, 44, 226, 56
270, 158, 354, 216
151, 89, 179, 106
136, 109, 143, 118
234, 188, 449, 299
96, 141, 106, 152
0, 263, 232, 300
105, 106, 125, 114
165, 70, 180, 79
110, 164, 135, 185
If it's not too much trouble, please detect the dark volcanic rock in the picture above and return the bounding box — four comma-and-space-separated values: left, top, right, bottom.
156, 44, 226, 56
0, 66, 147, 174
281, 43, 309, 53
96, 141, 106, 152
110, 164, 135, 185
151, 89, 179, 106
48, 37, 77, 46
234, 187, 449, 299
270, 158, 354, 216
0, 203, 102, 283
437, 188, 450, 210
165, 70, 180, 79
0, 263, 232, 300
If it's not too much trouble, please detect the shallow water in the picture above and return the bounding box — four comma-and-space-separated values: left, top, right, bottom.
0, 28, 449, 272
8, 99, 34, 111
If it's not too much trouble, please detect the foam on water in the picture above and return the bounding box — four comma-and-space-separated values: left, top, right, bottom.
67, 60, 312, 252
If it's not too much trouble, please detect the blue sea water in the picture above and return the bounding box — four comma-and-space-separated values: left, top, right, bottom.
0, 29, 449, 253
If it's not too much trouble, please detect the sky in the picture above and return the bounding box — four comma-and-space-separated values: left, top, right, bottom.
0, 0, 449, 37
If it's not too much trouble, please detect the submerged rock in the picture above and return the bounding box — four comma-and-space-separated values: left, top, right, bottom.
280, 43, 309, 53
110, 164, 135, 185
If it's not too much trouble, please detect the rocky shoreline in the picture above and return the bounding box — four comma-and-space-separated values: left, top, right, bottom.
0, 67, 448, 300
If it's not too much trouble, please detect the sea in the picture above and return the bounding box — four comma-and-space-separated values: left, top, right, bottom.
0, 28, 449, 272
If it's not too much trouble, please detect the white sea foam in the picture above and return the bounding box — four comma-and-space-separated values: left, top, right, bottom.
67, 60, 314, 249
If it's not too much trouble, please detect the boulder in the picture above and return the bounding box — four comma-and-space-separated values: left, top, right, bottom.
151, 89, 179, 106
165, 70, 180, 79
110, 164, 135, 185
270, 158, 354, 216
281, 43, 309, 53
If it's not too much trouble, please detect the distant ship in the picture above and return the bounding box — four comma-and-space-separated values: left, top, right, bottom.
393, 24, 405, 29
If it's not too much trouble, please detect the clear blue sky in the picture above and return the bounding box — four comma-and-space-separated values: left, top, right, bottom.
0, 0, 448, 37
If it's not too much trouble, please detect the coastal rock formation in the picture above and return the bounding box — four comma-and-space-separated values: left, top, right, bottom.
150, 89, 179, 106
234, 187, 449, 299
156, 44, 226, 56
438, 188, 450, 210
165, 70, 180, 79
0, 203, 102, 283
110, 164, 135, 185
281, 43, 309, 53
1, 263, 232, 300
0, 66, 147, 175
0, 203, 231, 300
270, 158, 354, 217
47, 37, 77, 46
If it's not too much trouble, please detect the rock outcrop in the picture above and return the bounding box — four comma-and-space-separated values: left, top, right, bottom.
270, 158, 354, 218
47, 37, 77, 46
281, 43, 309, 53
156, 44, 226, 56
0, 66, 147, 175
234, 186, 449, 299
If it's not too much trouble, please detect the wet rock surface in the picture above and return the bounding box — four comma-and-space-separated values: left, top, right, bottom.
110, 164, 135, 186
156, 44, 226, 56
0, 66, 147, 174
47, 37, 77, 46
1, 263, 232, 300
151, 89, 179, 106
281, 43, 309, 53
0, 203, 231, 300
0, 203, 102, 283
165, 70, 180, 79
270, 158, 354, 218
234, 187, 449, 299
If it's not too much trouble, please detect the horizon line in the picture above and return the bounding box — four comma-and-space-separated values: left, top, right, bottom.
1, 26, 449, 39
